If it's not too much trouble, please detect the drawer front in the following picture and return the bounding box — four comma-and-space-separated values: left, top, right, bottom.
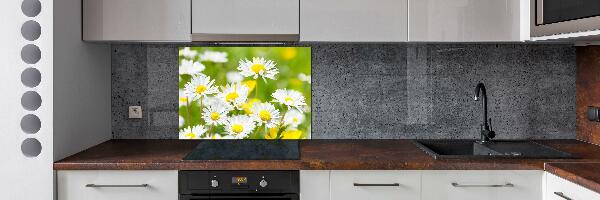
546, 173, 600, 200
330, 170, 420, 200
422, 170, 543, 200
57, 170, 178, 200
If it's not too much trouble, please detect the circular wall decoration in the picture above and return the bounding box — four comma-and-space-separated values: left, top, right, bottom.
21, 68, 41, 88
21, 91, 42, 111
21, 44, 41, 64
21, 0, 41, 17
21, 138, 42, 157
20, 114, 41, 134
21, 20, 41, 41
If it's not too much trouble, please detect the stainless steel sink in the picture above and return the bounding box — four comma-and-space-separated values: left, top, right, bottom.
413, 140, 576, 159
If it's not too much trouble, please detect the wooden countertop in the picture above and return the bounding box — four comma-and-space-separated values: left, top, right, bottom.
54, 139, 600, 170
545, 162, 600, 194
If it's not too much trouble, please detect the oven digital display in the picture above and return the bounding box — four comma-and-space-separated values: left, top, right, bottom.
232, 177, 248, 185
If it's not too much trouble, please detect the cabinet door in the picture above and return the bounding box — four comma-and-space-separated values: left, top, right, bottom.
546, 172, 600, 200
330, 170, 420, 200
300, 170, 330, 200
300, 0, 408, 42
422, 170, 543, 200
409, 0, 529, 42
57, 170, 178, 200
82, 0, 191, 41
191, 0, 299, 41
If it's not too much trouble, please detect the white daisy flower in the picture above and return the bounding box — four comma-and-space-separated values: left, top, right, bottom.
179, 116, 185, 128
179, 59, 205, 75
272, 89, 307, 112
200, 51, 228, 63
179, 90, 189, 107
179, 125, 207, 139
217, 83, 250, 108
225, 115, 256, 139
202, 102, 233, 126
179, 47, 198, 59
298, 73, 311, 84
201, 133, 236, 139
226, 71, 244, 83
238, 57, 279, 81
184, 74, 218, 101
283, 109, 305, 127
251, 102, 281, 128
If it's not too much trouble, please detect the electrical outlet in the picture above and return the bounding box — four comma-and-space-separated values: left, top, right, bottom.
129, 106, 143, 119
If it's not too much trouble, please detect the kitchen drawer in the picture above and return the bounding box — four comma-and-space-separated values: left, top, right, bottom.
57, 170, 178, 200
422, 170, 543, 200
330, 170, 420, 200
545, 172, 600, 200
300, 170, 330, 200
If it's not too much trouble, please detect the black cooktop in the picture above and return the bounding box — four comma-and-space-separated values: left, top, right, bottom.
183, 140, 300, 160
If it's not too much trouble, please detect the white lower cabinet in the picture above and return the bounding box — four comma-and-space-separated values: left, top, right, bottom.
330, 170, 421, 200
422, 170, 543, 200
57, 170, 178, 200
545, 172, 600, 200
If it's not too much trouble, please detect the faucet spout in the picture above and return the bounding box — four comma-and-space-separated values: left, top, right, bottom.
474, 83, 495, 142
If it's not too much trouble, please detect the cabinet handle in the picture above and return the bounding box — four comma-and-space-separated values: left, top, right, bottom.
85, 184, 149, 188
451, 182, 514, 188
553, 192, 573, 200
353, 183, 400, 187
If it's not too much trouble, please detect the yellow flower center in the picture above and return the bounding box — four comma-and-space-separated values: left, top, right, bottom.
179, 97, 188, 103
284, 97, 294, 103
232, 124, 244, 134
196, 85, 207, 94
281, 48, 297, 60
251, 64, 265, 73
185, 132, 195, 139
210, 112, 220, 120
292, 117, 299, 123
225, 92, 239, 102
259, 110, 272, 121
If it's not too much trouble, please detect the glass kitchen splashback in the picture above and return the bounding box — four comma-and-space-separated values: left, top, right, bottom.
178, 47, 311, 139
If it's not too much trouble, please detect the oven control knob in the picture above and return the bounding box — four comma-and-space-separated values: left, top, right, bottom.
210, 179, 219, 188
259, 179, 268, 188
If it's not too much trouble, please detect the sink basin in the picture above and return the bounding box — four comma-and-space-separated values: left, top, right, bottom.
413, 140, 576, 160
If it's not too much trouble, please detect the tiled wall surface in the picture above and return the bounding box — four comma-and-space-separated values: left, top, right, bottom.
112, 44, 576, 139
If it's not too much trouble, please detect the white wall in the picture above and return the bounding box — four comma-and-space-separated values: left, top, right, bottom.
53, 0, 111, 161
0, 0, 54, 199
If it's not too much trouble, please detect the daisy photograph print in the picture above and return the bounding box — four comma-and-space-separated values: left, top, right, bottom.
178, 47, 311, 140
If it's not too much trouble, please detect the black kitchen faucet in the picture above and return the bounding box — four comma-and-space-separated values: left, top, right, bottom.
474, 82, 495, 143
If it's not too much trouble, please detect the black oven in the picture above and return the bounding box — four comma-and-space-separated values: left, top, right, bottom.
179, 171, 299, 200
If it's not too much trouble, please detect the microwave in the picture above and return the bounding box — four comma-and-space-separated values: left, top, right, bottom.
532, 0, 600, 37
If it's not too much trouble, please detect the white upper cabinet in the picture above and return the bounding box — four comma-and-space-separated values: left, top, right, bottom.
409, 0, 530, 42
300, 0, 408, 42
191, 0, 299, 41
82, 0, 191, 41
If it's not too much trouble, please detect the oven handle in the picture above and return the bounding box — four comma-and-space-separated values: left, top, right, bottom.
180, 194, 299, 200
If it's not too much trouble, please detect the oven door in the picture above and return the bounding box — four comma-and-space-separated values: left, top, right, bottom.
180, 194, 299, 200
533, 0, 600, 37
